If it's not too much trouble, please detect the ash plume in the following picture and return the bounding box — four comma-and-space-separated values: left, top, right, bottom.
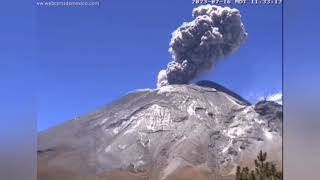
157, 5, 248, 87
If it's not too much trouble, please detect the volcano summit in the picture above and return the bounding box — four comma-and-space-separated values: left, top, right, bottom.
38, 81, 282, 180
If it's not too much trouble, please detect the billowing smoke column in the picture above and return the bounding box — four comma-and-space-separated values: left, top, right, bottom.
157, 5, 248, 87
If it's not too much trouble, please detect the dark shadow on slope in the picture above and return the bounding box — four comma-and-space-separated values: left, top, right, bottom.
195, 80, 251, 106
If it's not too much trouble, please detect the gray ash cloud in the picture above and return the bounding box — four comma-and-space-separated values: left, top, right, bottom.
157, 5, 248, 87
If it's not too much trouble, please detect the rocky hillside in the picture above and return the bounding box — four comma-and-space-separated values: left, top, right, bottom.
38, 81, 282, 180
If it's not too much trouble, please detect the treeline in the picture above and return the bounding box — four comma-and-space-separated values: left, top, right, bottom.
235, 151, 282, 180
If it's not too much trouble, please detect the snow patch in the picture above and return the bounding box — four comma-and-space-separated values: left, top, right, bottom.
157, 85, 177, 94
113, 127, 120, 134
100, 117, 110, 125
117, 144, 128, 150
127, 88, 154, 94
145, 104, 171, 131
264, 129, 273, 140
222, 140, 233, 153
187, 101, 197, 116
226, 126, 246, 138
123, 117, 140, 135
105, 145, 112, 152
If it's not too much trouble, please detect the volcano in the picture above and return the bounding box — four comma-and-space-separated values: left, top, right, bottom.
38, 81, 282, 180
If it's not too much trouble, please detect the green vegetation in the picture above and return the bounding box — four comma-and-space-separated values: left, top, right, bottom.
235, 151, 282, 180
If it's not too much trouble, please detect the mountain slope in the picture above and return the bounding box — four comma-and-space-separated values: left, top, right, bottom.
38, 82, 282, 180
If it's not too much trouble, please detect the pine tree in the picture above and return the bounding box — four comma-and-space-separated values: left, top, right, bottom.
235, 150, 282, 180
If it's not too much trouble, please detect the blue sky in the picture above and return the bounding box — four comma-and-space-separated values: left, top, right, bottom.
36, 1, 282, 131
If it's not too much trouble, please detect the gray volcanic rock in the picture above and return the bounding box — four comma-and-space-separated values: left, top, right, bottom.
196, 80, 251, 106
38, 82, 282, 180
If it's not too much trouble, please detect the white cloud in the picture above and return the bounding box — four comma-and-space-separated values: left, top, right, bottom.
267, 92, 282, 105
127, 88, 153, 94
259, 92, 282, 105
